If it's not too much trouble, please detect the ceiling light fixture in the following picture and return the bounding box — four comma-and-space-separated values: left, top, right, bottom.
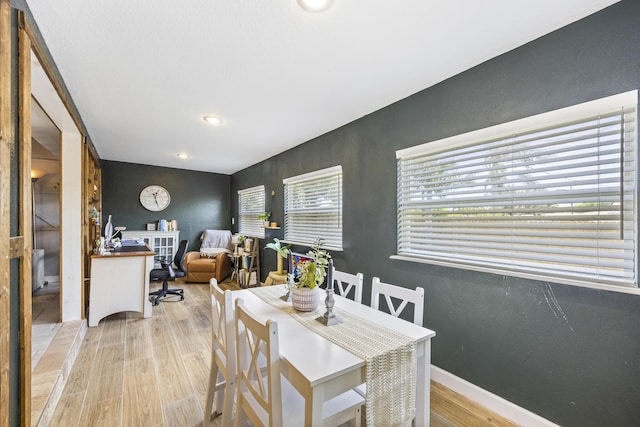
176, 153, 191, 159
203, 115, 223, 125
297, 0, 334, 13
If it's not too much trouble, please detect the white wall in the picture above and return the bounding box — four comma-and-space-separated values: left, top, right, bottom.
59, 131, 82, 321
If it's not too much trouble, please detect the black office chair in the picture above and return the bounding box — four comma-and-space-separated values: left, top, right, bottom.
149, 239, 189, 306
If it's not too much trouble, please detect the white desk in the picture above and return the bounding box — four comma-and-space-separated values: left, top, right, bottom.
235, 286, 436, 426
88, 245, 156, 327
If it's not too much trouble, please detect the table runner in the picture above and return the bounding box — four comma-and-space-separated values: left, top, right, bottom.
251, 286, 416, 427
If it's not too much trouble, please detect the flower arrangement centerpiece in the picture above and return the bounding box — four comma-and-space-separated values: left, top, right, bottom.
291, 238, 331, 311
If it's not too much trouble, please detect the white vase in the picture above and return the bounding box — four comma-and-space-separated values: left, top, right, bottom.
291, 287, 321, 312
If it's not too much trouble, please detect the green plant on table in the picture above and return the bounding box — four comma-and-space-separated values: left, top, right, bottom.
296, 238, 331, 289
265, 238, 290, 274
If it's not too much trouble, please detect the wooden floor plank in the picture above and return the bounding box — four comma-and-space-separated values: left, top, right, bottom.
182, 349, 213, 412
431, 381, 518, 427
49, 391, 85, 427
171, 318, 207, 355
162, 395, 203, 427
149, 316, 175, 349
84, 344, 124, 405
98, 312, 127, 347
124, 317, 153, 361
153, 343, 194, 405
189, 302, 212, 331
61, 326, 102, 396
161, 297, 192, 321
78, 396, 123, 427
123, 357, 163, 426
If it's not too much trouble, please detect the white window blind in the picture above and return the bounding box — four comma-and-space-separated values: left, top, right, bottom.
238, 185, 265, 238
284, 166, 343, 249
396, 91, 638, 289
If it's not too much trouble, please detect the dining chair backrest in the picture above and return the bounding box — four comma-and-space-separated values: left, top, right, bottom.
204, 279, 236, 426
333, 268, 364, 304
370, 277, 424, 325
234, 298, 282, 427
211, 280, 236, 381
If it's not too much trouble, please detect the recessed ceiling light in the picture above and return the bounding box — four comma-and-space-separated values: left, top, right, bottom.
297, 0, 334, 12
203, 115, 223, 125
176, 153, 191, 159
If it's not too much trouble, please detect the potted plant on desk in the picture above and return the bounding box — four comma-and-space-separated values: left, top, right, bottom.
291, 239, 331, 311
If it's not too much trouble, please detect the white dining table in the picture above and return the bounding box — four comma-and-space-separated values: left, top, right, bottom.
233, 285, 436, 426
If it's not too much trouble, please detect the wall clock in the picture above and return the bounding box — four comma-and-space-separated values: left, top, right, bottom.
139, 185, 171, 211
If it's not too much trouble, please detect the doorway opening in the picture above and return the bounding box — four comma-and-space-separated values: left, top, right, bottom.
30, 97, 62, 369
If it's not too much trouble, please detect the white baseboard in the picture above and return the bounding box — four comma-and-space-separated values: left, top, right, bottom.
431, 365, 559, 427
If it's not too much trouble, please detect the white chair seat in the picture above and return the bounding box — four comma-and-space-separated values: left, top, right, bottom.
323, 388, 365, 426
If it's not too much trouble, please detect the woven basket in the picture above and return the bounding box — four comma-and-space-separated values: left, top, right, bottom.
291, 287, 321, 312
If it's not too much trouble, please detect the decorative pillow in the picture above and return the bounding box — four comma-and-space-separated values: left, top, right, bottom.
200, 247, 232, 258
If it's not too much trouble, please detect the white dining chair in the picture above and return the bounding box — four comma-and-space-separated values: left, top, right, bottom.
370, 277, 424, 325
234, 298, 364, 427
203, 279, 236, 426
356, 277, 426, 400
333, 268, 364, 304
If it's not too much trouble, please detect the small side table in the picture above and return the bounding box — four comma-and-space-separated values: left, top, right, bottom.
264, 271, 288, 286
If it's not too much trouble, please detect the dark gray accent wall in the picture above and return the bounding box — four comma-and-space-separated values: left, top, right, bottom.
101, 161, 231, 252
231, 2, 640, 426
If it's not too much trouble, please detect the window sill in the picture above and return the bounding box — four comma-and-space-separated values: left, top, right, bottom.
390, 254, 640, 296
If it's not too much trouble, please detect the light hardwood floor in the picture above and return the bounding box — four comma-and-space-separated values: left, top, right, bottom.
32, 282, 62, 370
40, 279, 516, 427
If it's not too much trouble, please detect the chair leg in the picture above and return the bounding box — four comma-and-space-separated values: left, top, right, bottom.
215, 380, 224, 416
234, 401, 247, 427
353, 405, 362, 427
204, 354, 236, 426
219, 373, 236, 427
204, 355, 219, 426
149, 279, 184, 305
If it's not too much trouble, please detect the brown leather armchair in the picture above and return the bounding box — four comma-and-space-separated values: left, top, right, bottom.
184, 250, 232, 283
184, 230, 233, 283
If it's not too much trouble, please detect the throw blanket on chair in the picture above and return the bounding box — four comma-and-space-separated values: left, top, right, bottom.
200, 230, 232, 257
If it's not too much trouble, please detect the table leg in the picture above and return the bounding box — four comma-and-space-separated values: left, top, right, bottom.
415, 339, 432, 427
306, 386, 324, 426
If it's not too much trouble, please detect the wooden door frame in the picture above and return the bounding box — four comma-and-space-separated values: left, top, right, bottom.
0, 1, 12, 425
18, 14, 33, 427
1, 6, 100, 423
1, 3, 34, 426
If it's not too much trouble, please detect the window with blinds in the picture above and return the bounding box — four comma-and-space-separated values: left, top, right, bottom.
396, 91, 638, 290
284, 166, 343, 249
238, 185, 265, 238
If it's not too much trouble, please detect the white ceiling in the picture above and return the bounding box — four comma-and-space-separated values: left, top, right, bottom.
26, 0, 618, 175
